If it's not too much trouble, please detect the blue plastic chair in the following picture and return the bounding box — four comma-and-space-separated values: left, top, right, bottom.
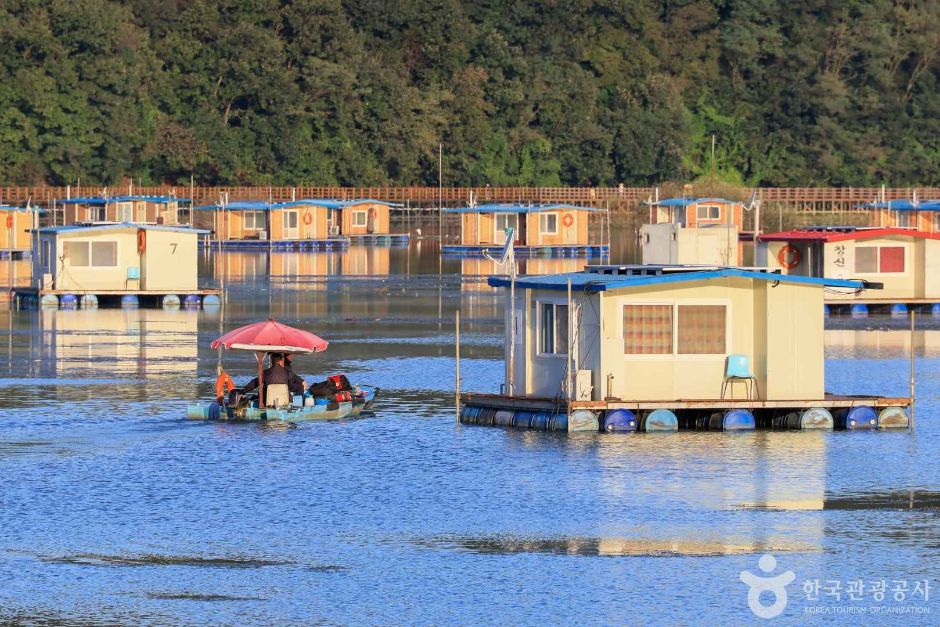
721, 354, 760, 399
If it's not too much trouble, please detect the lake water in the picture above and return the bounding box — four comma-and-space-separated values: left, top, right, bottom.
0, 241, 938, 625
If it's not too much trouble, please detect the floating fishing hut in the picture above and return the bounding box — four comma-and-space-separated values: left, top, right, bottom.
757, 226, 940, 313
13, 223, 220, 309
193, 200, 348, 250
0, 204, 41, 259
442, 203, 608, 257
459, 265, 910, 433
641, 198, 743, 266
57, 195, 191, 226
307, 199, 408, 244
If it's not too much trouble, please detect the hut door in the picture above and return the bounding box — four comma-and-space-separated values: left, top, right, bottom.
284, 210, 299, 240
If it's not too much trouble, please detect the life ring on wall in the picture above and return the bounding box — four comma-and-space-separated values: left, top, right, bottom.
303, 211, 313, 225
5, 215, 13, 229
562, 213, 574, 228
777, 244, 801, 269
215, 370, 236, 400
137, 228, 147, 254
369, 207, 378, 219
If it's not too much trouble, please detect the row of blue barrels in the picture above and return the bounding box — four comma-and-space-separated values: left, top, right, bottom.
825, 303, 940, 317
460, 404, 908, 432
39, 293, 222, 309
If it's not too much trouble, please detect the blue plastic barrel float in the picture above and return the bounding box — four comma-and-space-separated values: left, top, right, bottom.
850, 303, 868, 317
477, 407, 497, 426
877, 406, 909, 429
639, 409, 678, 432
512, 411, 533, 428
202, 294, 221, 308
568, 409, 599, 432
932, 303, 940, 317
548, 412, 568, 432
460, 405, 481, 424
493, 409, 515, 427
603, 409, 637, 433
832, 406, 878, 430
59, 293, 79, 309
40, 294, 59, 309
823, 304, 830, 316
890, 303, 908, 317
707, 409, 756, 431
529, 412, 550, 430
120, 294, 139, 308
183, 294, 201, 308
162, 294, 180, 308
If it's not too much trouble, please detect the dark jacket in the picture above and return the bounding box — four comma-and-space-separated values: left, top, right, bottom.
244, 364, 305, 395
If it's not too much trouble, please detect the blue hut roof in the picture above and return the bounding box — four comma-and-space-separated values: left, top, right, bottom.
0, 205, 43, 212
193, 198, 399, 211
57, 195, 190, 205
443, 203, 600, 214
488, 265, 873, 292
37, 223, 209, 234
649, 197, 741, 207
856, 200, 940, 211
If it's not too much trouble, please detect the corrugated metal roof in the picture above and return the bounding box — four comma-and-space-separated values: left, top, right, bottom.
56, 195, 190, 205
37, 223, 209, 234
648, 197, 741, 207
443, 203, 600, 214
758, 227, 940, 243
488, 266, 872, 291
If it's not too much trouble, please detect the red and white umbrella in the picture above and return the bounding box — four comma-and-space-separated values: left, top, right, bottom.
211, 319, 328, 354
211, 319, 328, 406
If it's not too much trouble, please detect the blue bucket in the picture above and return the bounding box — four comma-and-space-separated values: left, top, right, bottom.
603, 409, 637, 433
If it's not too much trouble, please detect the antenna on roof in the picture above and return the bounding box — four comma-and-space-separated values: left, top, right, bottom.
744, 190, 758, 212
468, 190, 476, 208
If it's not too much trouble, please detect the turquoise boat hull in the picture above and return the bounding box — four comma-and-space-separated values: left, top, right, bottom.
187, 386, 377, 423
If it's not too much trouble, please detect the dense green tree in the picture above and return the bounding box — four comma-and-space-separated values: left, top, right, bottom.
2, 0, 940, 186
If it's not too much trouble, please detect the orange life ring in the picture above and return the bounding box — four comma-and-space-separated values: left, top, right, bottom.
562, 213, 574, 228
369, 207, 378, 219
303, 211, 313, 225
777, 244, 801, 269
137, 228, 146, 254
215, 371, 236, 400
4, 215, 12, 229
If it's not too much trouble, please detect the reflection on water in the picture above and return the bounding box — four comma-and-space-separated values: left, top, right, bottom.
0, 245, 938, 624
423, 534, 820, 557
0, 258, 31, 288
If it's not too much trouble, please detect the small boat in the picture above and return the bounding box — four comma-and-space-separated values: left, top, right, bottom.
186, 385, 377, 422
187, 318, 377, 423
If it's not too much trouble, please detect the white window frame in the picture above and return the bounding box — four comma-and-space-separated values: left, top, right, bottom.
244, 211, 266, 230
696, 204, 721, 221
115, 202, 134, 222
86, 206, 106, 222
352, 210, 368, 227
620, 299, 731, 361
853, 244, 908, 275
539, 212, 558, 235
494, 212, 519, 242
63, 240, 119, 269
536, 299, 569, 358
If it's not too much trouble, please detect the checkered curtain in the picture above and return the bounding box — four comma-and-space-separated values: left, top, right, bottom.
677, 305, 726, 354
623, 305, 673, 354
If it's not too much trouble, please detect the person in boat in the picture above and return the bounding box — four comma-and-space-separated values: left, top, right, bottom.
244, 353, 306, 399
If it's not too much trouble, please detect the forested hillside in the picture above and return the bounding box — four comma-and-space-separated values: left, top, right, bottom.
2, 0, 939, 187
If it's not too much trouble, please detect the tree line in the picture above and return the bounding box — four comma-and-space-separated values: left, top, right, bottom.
2, 0, 939, 188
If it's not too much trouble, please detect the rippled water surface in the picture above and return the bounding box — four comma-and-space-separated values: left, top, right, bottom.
1, 243, 938, 625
